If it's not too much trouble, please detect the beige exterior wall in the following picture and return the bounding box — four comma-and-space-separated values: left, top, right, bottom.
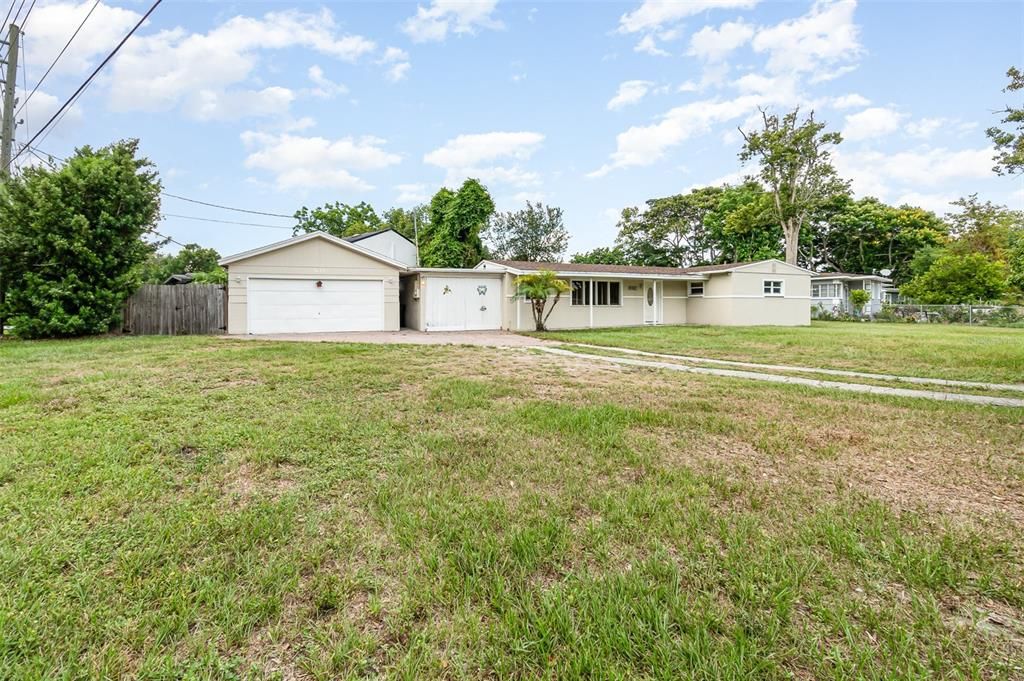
225, 238, 402, 334
503, 275, 687, 331
686, 262, 810, 326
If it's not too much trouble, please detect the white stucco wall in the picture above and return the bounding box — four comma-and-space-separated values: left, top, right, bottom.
686, 262, 811, 326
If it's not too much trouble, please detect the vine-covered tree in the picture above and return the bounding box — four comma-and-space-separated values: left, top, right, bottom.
420, 179, 495, 268
485, 201, 569, 262
987, 66, 1023, 175
0, 139, 161, 338
292, 201, 381, 238
739, 107, 848, 265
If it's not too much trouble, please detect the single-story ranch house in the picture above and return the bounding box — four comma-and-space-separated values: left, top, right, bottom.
811, 272, 895, 316
218, 230, 814, 334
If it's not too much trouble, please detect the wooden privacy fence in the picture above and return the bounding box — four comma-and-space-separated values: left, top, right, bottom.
123, 284, 226, 335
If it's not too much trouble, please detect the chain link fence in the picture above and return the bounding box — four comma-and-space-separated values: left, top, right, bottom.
812, 302, 1024, 327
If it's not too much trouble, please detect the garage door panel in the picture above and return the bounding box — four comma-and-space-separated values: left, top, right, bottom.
248, 278, 384, 334
424, 277, 502, 331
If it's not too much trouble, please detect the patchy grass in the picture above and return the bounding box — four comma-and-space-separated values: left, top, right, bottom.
1, 336, 1023, 679
533, 321, 1024, 384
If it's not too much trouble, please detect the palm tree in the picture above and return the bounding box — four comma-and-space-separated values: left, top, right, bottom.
516, 270, 570, 331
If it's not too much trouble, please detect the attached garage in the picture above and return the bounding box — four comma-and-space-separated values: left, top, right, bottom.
400, 270, 506, 332
219, 232, 407, 335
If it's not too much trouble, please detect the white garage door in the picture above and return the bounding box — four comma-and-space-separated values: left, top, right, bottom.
248, 278, 384, 334
425, 276, 502, 331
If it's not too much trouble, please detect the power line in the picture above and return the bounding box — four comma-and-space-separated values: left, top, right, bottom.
161, 192, 296, 219
25, 143, 298, 227
16, 0, 34, 32
16, 0, 99, 119
7, 0, 163, 171
161, 212, 295, 231
0, 0, 23, 65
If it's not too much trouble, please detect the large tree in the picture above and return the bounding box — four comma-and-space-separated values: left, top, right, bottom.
812, 197, 948, 284
485, 201, 569, 262
616, 187, 723, 267
739, 107, 848, 265
292, 201, 382, 238
419, 179, 495, 268
0, 140, 161, 338
703, 182, 784, 264
987, 66, 1023, 175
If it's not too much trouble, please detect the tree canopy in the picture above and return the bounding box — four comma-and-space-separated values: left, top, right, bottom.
138, 243, 222, 284
486, 201, 569, 262
616, 187, 723, 267
901, 253, 1008, 304
292, 201, 382, 238
570, 246, 628, 265
0, 139, 161, 338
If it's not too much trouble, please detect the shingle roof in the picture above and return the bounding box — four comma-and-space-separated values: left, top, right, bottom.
487, 259, 739, 276
813, 271, 892, 280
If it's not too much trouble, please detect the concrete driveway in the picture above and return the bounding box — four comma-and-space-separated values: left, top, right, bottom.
229, 329, 555, 348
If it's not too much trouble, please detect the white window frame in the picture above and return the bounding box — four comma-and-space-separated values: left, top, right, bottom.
571, 279, 622, 307
763, 279, 784, 297
688, 281, 704, 297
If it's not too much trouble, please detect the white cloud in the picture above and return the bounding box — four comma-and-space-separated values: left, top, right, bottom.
395, 183, 430, 205
107, 8, 375, 119
402, 0, 502, 43
24, 1, 143, 79
589, 93, 784, 177
634, 34, 670, 56
241, 131, 401, 191
830, 93, 870, 109
424, 131, 544, 187
842, 106, 905, 141
618, 0, 759, 34
835, 146, 994, 201
185, 87, 295, 122
511, 191, 545, 203
386, 63, 411, 82
751, 0, 862, 79
608, 80, 655, 110
308, 65, 348, 98
380, 46, 409, 63
688, 20, 754, 61
891, 191, 956, 215
904, 117, 976, 139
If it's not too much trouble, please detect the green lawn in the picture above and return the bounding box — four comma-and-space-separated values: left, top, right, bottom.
1, 336, 1023, 679
534, 321, 1024, 384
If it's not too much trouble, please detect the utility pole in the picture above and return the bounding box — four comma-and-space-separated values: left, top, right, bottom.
0, 22, 19, 178
0, 23, 14, 336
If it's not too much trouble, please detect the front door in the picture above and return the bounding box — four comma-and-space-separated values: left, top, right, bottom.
643, 280, 659, 325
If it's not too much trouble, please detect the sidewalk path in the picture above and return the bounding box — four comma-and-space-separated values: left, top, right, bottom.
534, 347, 1024, 408
565, 343, 1024, 393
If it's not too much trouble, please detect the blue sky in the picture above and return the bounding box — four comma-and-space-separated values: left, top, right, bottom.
16, 0, 1024, 257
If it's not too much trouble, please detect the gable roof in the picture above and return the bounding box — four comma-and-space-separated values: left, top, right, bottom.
813, 271, 893, 282
478, 259, 706, 279
478, 258, 813, 278
344, 228, 416, 246
218, 231, 410, 269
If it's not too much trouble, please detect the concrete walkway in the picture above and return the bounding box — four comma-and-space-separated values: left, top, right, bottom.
535, 347, 1024, 408
567, 343, 1024, 394
229, 329, 554, 348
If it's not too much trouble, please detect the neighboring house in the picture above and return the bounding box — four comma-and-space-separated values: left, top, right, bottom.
811, 272, 893, 316
218, 231, 813, 334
